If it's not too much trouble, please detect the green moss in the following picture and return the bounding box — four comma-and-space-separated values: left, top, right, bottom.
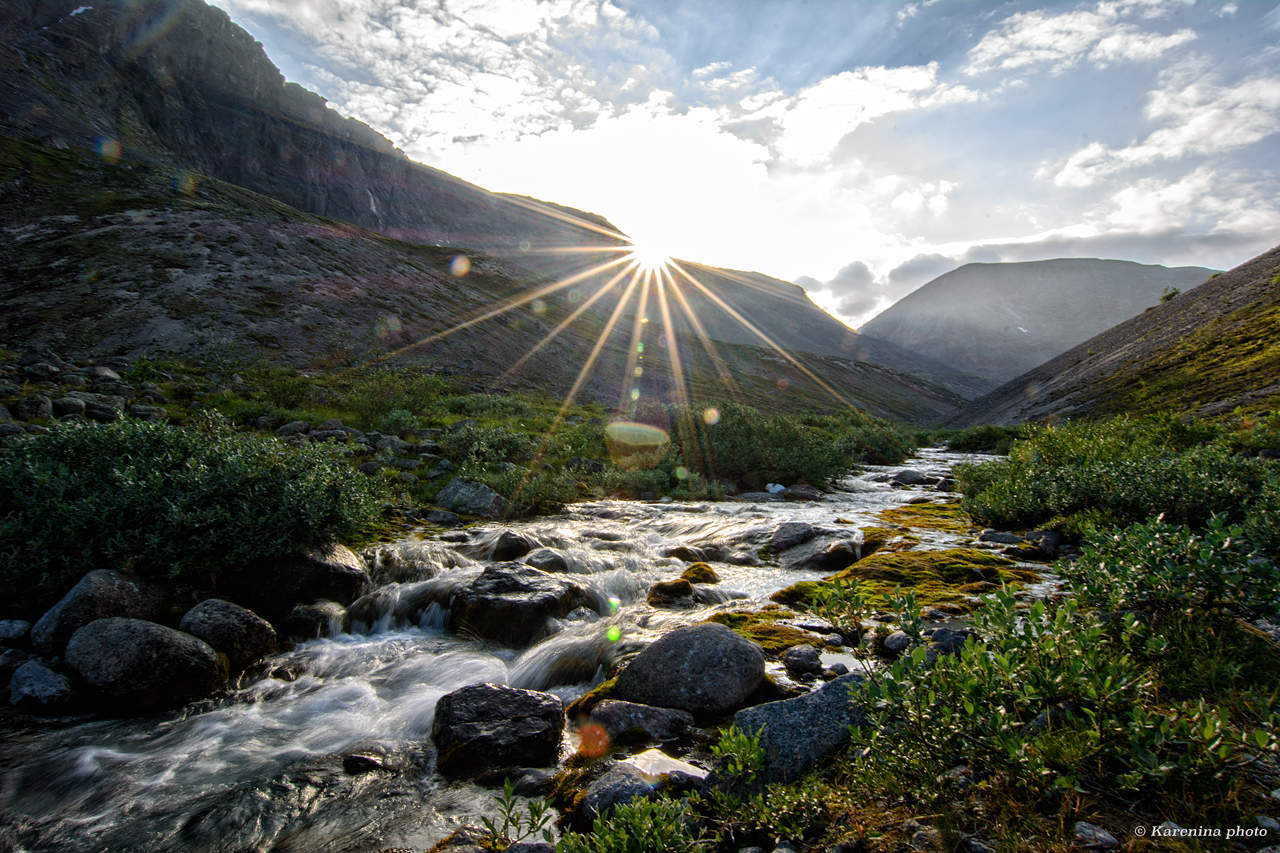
565, 676, 618, 719
876, 501, 971, 534
706, 608, 832, 655
681, 562, 720, 583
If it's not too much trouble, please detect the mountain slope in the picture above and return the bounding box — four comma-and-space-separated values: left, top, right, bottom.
861, 259, 1215, 384
952, 245, 1280, 425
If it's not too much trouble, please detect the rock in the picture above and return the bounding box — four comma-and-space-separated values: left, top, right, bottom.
784, 484, 823, 501
0, 648, 31, 684
14, 395, 52, 421
428, 459, 456, 479
581, 763, 655, 822
1073, 821, 1118, 849
491, 530, 539, 561
31, 569, 168, 658
432, 826, 489, 852
341, 752, 386, 774
724, 673, 867, 784
524, 547, 570, 573
681, 562, 720, 584
309, 428, 350, 442
881, 631, 912, 658
613, 622, 765, 718
511, 768, 555, 796
358, 461, 381, 475
647, 579, 695, 609
783, 539, 860, 572
224, 543, 368, 623
127, 404, 166, 421
374, 434, 410, 454
888, 469, 929, 486
0, 619, 31, 647
22, 362, 59, 381
449, 563, 593, 646
978, 530, 1023, 545
179, 599, 277, 671
661, 545, 706, 562
436, 477, 508, 518
0, 423, 25, 437
935, 477, 957, 491
89, 365, 121, 382
431, 683, 564, 778
1024, 529, 1063, 556
736, 491, 784, 502
276, 420, 309, 437
284, 601, 349, 640
9, 661, 76, 712
926, 627, 976, 658
506, 842, 555, 853
781, 644, 823, 679
65, 618, 226, 711
52, 396, 86, 418
588, 700, 695, 743
423, 508, 462, 527
0, 403, 12, 422
769, 522, 820, 553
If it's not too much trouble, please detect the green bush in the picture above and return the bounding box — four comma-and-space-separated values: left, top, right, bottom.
943, 424, 1022, 455
0, 416, 386, 617
376, 408, 421, 436
559, 797, 696, 853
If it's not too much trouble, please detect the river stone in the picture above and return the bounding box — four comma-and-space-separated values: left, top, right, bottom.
423, 508, 462, 527
275, 420, 309, 437
613, 622, 765, 718
431, 683, 564, 778
523, 547, 570, 573
888, 469, 930, 486
782, 538, 860, 572
1073, 821, 1119, 849
725, 673, 867, 784
284, 601, 350, 640
581, 763, 655, 822
781, 644, 823, 679
65, 618, 226, 711
9, 660, 76, 712
449, 563, 591, 646
14, 395, 52, 421
224, 543, 369, 623
491, 530, 539, 561
978, 529, 1023, 545
769, 522, 820, 553
436, 477, 508, 518
179, 599, 277, 671
589, 700, 694, 744
784, 484, 823, 501
31, 569, 167, 658
0, 620, 31, 647
646, 578, 695, 609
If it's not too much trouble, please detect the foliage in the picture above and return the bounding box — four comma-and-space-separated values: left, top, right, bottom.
479, 779, 554, 848
943, 424, 1022, 455
711, 723, 767, 783
0, 416, 386, 617
558, 797, 696, 853
1061, 515, 1280, 620
375, 408, 421, 436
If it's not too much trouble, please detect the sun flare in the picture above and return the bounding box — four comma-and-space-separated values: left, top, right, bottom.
626, 238, 671, 272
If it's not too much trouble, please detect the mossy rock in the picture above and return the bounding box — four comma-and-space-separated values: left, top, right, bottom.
876, 501, 972, 534
706, 609, 835, 656
681, 562, 720, 584
565, 675, 618, 718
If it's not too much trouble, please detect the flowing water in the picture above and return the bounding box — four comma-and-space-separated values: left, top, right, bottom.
0, 450, 1013, 853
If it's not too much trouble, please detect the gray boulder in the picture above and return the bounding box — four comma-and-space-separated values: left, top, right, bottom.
431, 683, 564, 778
275, 420, 310, 437
284, 601, 350, 640
436, 477, 508, 518
782, 538, 860, 572
65, 618, 226, 712
21, 362, 59, 381
589, 699, 694, 744
423, 508, 462, 527
31, 569, 167, 657
524, 547, 570, 573
179, 599, 277, 671
768, 522, 820, 553
646, 579, 696, 609
9, 661, 76, 712
581, 763, 655, 822
613, 622, 765, 718
52, 396, 86, 418
978, 530, 1023, 545
491, 530, 539, 561
888, 469, 930, 486
0, 619, 31, 647
223, 543, 368, 623
781, 644, 823, 679
449, 563, 592, 646
14, 395, 52, 421
784, 484, 823, 501
726, 673, 867, 784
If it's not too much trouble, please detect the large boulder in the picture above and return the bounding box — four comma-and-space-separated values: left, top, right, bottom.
449, 563, 593, 646
588, 700, 694, 744
723, 673, 866, 784
523, 547, 570, 573
431, 683, 564, 778
490, 530, 539, 561
223, 543, 369, 623
65, 618, 226, 712
781, 538, 861, 573
613, 623, 765, 718
179, 599, 277, 671
580, 763, 655, 822
768, 522, 820, 553
9, 660, 76, 712
31, 569, 167, 658
436, 478, 508, 518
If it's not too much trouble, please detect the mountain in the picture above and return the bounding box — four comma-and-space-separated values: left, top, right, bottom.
860, 259, 1215, 385
952, 245, 1280, 425
0, 0, 982, 422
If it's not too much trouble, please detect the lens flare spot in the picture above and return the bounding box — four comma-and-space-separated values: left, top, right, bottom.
569, 288, 582, 303
702, 407, 721, 426
174, 170, 198, 195
531, 298, 547, 315
605, 420, 669, 471
636, 342, 644, 354
607, 596, 621, 614
633, 366, 643, 378
578, 722, 611, 758
675, 466, 688, 480
629, 388, 640, 401
776, 377, 790, 391
519, 240, 531, 252
450, 255, 470, 277
627, 238, 671, 272
97, 137, 122, 164
606, 625, 622, 643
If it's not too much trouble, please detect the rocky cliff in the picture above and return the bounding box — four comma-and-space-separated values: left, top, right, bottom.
861, 259, 1215, 385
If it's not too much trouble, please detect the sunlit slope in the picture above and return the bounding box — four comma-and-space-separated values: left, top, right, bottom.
862, 259, 1215, 385
953, 245, 1280, 425
0, 139, 967, 423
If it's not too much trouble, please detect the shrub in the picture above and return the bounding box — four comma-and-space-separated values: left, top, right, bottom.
944, 424, 1022, 455
559, 797, 696, 853
0, 416, 386, 617
376, 408, 421, 436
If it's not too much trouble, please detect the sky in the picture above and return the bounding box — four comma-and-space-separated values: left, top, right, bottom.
216, 0, 1280, 326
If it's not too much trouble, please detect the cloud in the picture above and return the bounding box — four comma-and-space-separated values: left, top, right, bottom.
887, 253, 957, 289
965, 2, 1196, 76
1048, 63, 1280, 186
827, 260, 874, 293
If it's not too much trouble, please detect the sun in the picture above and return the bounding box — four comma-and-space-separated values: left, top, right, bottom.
627, 237, 671, 272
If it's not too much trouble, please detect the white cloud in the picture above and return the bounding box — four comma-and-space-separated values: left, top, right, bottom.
1048, 63, 1280, 186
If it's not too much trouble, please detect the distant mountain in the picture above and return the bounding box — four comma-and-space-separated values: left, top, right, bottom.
860, 259, 1215, 385
952, 245, 1280, 425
